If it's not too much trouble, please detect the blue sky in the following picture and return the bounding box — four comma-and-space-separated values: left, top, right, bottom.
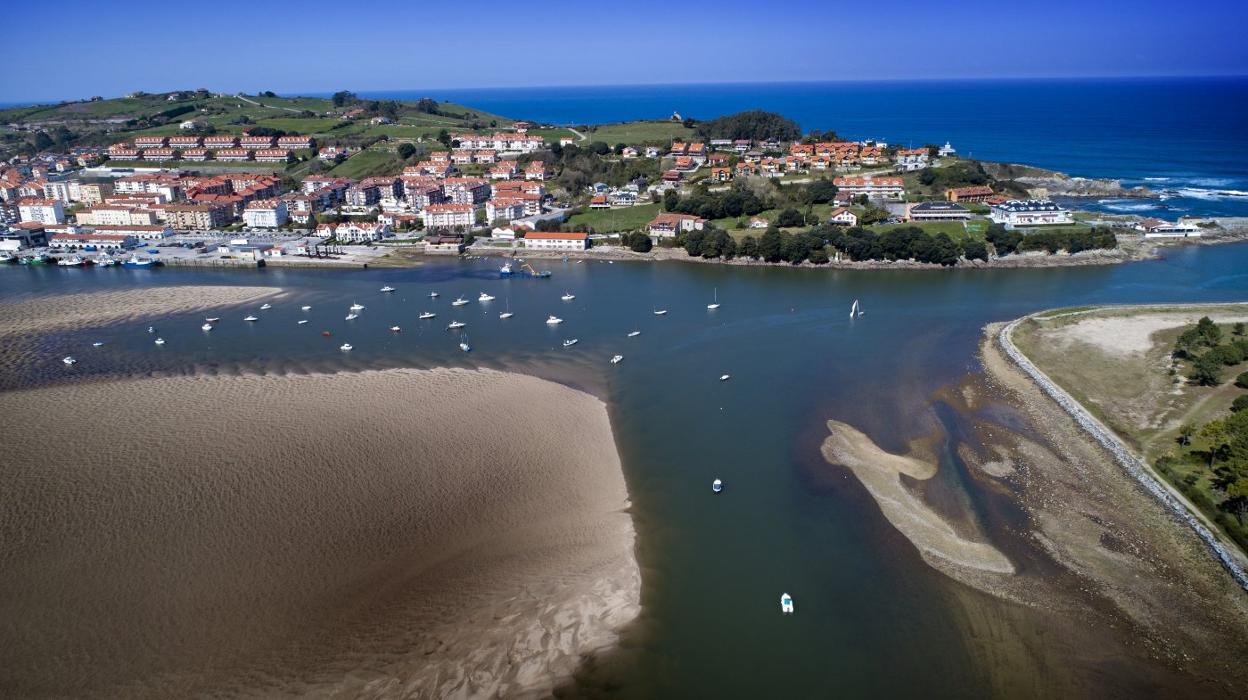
3, 0, 1245, 102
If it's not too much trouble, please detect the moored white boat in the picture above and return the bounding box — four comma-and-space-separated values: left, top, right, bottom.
627, 330, 641, 337
205, 317, 220, 323
154, 338, 165, 345
781, 593, 794, 614
499, 311, 514, 319
62, 356, 77, 365
244, 315, 259, 322
419, 312, 436, 319
260, 303, 272, 310
301, 305, 311, 311
654, 309, 668, 316
380, 286, 396, 293
447, 321, 466, 329
712, 478, 723, 493
478, 292, 495, 302
563, 338, 578, 347
707, 287, 721, 310
201, 323, 213, 331
429, 291, 440, 298
459, 340, 471, 352
350, 302, 365, 311
452, 297, 469, 306
561, 292, 575, 301
91, 342, 103, 347
345, 313, 358, 320
389, 325, 402, 332
339, 343, 353, 351
720, 374, 731, 381
297, 319, 308, 325
499, 263, 513, 276
610, 354, 623, 364
546, 315, 563, 325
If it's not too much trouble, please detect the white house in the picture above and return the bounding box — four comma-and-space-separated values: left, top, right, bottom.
18, 198, 66, 224
894, 148, 930, 172
989, 200, 1074, 228
1134, 218, 1202, 237
833, 176, 905, 201
907, 201, 970, 221
523, 231, 589, 251
243, 199, 289, 228
828, 207, 858, 226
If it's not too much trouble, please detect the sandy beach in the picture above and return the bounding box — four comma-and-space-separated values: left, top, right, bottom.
0, 368, 639, 698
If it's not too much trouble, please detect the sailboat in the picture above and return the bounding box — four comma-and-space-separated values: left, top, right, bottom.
499, 300, 513, 319
459, 335, 471, 352
707, 288, 720, 310
627, 330, 641, 337
561, 292, 575, 301
850, 299, 863, 318
350, 302, 365, 311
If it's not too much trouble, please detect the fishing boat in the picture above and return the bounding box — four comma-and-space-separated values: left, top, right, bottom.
781, 593, 794, 614
499, 263, 513, 277
201, 323, 213, 331
380, 286, 396, 293
850, 299, 863, 318
301, 305, 311, 311
429, 291, 440, 298
561, 292, 575, 301
0, 253, 12, 264
62, 356, 77, 365
627, 330, 641, 337
350, 302, 365, 311
419, 312, 436, 319
447, 321, 466, 329
712, 478, 723, 493
345, 313, 358, 320
154, 338, 165, 345
57, 255, 86, 266
707, 288, 721, 310
389, 325, 402, 332
451, 297, 469, 306
478, 292, 495, 302
546, 315, 563, 325
95, 255, 116, 266
122, 255, 155, 268
720, 374, 731, 381
20, 253, 47, 265
205, 317, 220, 323
563, 338, 578, 347
244, 315, 259, 322
610, 354, 624, 364
339, 343, 353, 351
297, 319, 309, 325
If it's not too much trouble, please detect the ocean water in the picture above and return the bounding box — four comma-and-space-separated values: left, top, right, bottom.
361, 78, 1248, 218
3, 244, 1248, 696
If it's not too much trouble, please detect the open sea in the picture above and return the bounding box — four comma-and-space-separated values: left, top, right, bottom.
361, 78, 1248, 219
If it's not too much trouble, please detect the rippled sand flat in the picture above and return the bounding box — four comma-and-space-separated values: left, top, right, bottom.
0, 368, 639, 698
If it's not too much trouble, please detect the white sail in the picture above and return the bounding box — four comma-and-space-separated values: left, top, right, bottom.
850, 299, 859, 318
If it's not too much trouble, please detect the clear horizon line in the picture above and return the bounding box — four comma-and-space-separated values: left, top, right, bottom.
3, 72, 1246, 107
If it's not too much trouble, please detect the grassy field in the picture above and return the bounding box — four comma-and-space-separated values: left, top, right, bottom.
566, 203, 660, 232
868, 220, 983, 241
579, 121, 694, 145
327, 149, 402, 178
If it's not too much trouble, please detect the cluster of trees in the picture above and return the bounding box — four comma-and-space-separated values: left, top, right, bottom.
1174, 318, 1248, 386
663, 185, 770, 220
1159, 319, 1248, 550
619, 231, 654, 253
917, 160, 991, 190
828, 226, 981, 266
986, 224, 1117, 255
672, 224, 982, 267
680, 228, 739, 259
695, 110, 802, 143
331, 91, 358, 107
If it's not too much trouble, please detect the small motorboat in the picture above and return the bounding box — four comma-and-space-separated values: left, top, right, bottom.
447, 321, 466, 329
147, 326, 156, 333
627, 331, 641, 337
499, 264, 513, 277
478, 292, 495, 302
91, 342, 103, 347
610, 354, 623, 364
297, 319, 309, 325
429, 291, 440, 298
389, 326, 402, 332
451, 297, 469, 306
345, 313, 358, 321
205, 317, 220, 323
301, 305, 312, 311
321, 331, 332, 337
712, 478, 723, 493
653, 309, 668, 316
563, 338, 579, 347
380, 286, 396, 293
499, 311, 514, 319
350, 303, 365, 311
546, 315, 563, 325
62, 356, 77, 365
260, 303, 272, 310
720, 374, 731, 381
561, 292, 575, 301
244, 315, 259, 322
339, 343, 353, 351
154, 338, 165, 345
201, 323, 213, 331
781, 593, 794, 614
419, 312, 436, 319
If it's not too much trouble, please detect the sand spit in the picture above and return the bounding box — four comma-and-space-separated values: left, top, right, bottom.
0, 285, 282, 339
0, 368, 639, 699
1042, 308, 1248, 356
821, 421, 1015, 575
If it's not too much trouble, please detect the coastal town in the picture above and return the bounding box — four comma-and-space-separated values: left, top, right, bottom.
0, 90, 1220, 267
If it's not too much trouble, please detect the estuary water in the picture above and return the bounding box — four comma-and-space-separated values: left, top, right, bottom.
2, 243, 1248, 697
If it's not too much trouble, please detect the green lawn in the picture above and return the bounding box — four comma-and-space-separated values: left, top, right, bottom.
869, 220, 982, 241
567, 203, 660, 232
328, 149, 401, 178
579, 121, 694, 145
